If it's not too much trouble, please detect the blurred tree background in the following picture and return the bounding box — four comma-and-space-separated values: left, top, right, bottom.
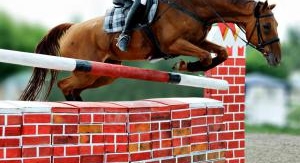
1, 11, 300, 102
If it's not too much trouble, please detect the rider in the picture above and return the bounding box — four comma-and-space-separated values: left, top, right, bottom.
116, 0, 147, 52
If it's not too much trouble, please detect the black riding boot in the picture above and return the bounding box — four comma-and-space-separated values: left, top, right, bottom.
117, 0, 145, 52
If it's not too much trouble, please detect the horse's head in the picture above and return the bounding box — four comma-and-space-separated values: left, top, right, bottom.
245, 1, 281, 66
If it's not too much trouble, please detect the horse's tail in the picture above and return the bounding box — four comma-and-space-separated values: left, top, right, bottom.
20, 23, 73, 101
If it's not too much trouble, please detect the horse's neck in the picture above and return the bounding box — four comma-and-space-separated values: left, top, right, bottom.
205, 0, 257, 24
177, 0, 256, 24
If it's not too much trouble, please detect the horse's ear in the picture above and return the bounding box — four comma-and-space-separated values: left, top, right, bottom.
263, 1, 269, 10
269, 4, 276, 10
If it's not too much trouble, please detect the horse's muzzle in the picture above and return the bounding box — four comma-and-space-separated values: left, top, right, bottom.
265, 52, 281, 66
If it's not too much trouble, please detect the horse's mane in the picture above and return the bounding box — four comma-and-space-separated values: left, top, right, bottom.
230, 0, 255, 5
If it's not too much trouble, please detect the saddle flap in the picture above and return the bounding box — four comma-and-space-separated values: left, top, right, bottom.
104, 0, 158, 33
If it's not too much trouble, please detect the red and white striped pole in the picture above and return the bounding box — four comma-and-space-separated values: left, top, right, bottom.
0, 49, 229, 90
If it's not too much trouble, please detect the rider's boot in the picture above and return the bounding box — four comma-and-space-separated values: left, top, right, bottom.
117, 0, 146, 52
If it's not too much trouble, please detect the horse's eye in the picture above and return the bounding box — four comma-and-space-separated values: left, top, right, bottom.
263, 23, 271, 34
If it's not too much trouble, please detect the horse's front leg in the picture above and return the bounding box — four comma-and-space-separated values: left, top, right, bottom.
169, 38, 212, 72
189, 40, 228, 71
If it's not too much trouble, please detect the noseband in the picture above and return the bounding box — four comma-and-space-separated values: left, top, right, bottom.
246, 3, 280, 53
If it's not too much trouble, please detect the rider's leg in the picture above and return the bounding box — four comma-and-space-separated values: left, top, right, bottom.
117, 0, 147, 52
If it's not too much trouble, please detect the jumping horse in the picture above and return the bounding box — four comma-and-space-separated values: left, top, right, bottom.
20, 0, 281, 101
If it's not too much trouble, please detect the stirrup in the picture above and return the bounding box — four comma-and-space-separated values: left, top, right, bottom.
116, 34, 130, 52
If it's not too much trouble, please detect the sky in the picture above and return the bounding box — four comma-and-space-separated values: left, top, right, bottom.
0, 0, 298, 41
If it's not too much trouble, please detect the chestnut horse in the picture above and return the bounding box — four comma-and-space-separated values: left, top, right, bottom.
20, 0, 281, 101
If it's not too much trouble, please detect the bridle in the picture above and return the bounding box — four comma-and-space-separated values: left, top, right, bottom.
245, 3, 280, 53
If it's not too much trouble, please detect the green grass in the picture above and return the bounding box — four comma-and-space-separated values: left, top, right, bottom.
246, 124, 300, 136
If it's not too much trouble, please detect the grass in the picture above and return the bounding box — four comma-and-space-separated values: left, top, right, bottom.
246, 124, 300, 136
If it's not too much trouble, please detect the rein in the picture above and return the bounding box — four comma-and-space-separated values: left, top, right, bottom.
159, 0, 210, 26
158, 0, 280, 53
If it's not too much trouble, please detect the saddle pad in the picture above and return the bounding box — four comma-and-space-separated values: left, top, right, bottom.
104, 0, 158, 33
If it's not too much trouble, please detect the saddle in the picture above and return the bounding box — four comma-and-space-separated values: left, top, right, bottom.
104, 0, 158, 33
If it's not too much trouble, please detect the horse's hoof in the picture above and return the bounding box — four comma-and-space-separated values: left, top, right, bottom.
172, 60, 188, 72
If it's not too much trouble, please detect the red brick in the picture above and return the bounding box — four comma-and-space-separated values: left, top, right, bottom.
7, 115, 22, 125
191, 135, 208, 143
224, 95, 234, 103
80, 146, 91, 155
53, 115, 78, 124
53, 136, 78, 145
53, 157, 79, 163
53, 146, 64, 156
178, 156, 191, 163
235, 58, 245, 66
22, 147, 37, 157
39, 146, 52, 156
6, 148, 21, 158
207, 108, 224, 115
38, 125, 52, 134
153, 149, 172, 158
65, 125, 78, 134
5, 127, 21, 136
219, 132, 234, 140
93, 145, 104, 154
23, 136, 50, 146
151, 123, 159, 131
0, 160, 22, 163
209, 124, 225, 132
218, 67, 228, 75
192, 126, 208, 134
234, 149, 245, 157
0, 116, 4, 125
210, 142, 226, 150
92, 135, 104, 143
103, 124, 126, 133
172, 110, 190, 119
160, 122, 171, 130
80, 114, 92, 123
229, 122, 240, 130
66, 146, 79, 156
161, 158, 176, 163
140, 133, 151, 142
228, 141, 239, 149
116, 145, 128, 153
129, 134, 139, 142
93, 114, 104, 123
235, 131, 245, 139
0, 138, 20, 147
105, 114, 127, 123
130, 152, 151, 162
112, 135, 126, 143
235, 113, 245, 121
151, 112, 171, 121
191, 108, 207, 117
161, 131, 172, 139
129, 114, 150, 122
130, 123, 150, 133
192, 117, 207, 126
105, 145, 115, 153
51, 125, 63, 134
23, 158, 50, 163
209, 133, 217, 142
24, 114, 51, 123
162, 139, 172, 148
81, 155, 103, 163
106, 154, 129, 162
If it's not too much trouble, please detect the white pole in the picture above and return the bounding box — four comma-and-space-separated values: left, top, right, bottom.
0, 49, 76, 71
